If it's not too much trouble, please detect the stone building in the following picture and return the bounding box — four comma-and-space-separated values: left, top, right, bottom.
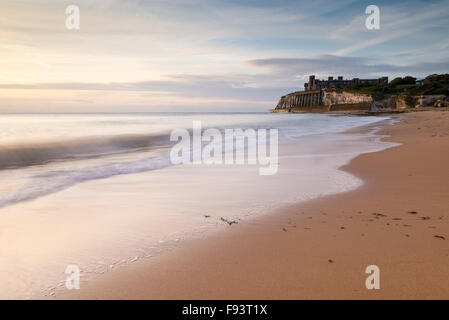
272, 75, 389, 112
304, 75, 388, 91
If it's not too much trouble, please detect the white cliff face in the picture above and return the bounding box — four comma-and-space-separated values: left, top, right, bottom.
322, 91, 372, 106
371, 94, 449, 110
417, 95, 447, 107
275, 90, 371, 110
371, 96, 397, 110
276, 96, 288, 109
274, 88, 449, 112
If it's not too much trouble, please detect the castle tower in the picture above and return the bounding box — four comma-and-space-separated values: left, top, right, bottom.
308, 75, 316, 90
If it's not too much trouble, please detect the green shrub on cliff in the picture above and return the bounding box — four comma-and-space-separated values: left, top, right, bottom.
338, 74, 449, 100
390, 76, 417, 86
408, 83, 449, 96
404, 95, 418, 108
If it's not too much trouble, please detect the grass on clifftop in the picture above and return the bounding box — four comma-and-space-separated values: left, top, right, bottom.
332, 74, 449, 100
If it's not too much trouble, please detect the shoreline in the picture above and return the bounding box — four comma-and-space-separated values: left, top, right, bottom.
65, 110, 449, 299
269, 106, 449, 115
0, 113, 390, 299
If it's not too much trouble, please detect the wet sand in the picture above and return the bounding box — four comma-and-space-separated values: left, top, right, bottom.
68, 110, 449, 300
2, 115, 391, 299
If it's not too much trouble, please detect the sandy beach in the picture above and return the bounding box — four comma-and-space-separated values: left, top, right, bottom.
1, 113, 393, 299
62, 110, 449, 300
3, 0, 449, 305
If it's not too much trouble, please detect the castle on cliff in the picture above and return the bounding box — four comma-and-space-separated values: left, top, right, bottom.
272, 73, 449, 113
273, 75, 389, 112
304, 75, 388, 91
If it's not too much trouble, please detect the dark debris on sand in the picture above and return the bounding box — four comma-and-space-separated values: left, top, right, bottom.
220, 217, 238, 225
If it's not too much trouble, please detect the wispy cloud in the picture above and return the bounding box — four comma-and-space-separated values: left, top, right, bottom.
247, 54, 449, 79
333, 1, 449, 55
0, 0, 448, 111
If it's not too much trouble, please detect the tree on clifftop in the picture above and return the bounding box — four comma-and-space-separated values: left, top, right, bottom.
390, 76, 417, 86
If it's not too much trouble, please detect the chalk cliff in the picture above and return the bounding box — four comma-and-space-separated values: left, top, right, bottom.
272, 89, 449, 113
273, 89, 371, 112
272, 73, 449, 113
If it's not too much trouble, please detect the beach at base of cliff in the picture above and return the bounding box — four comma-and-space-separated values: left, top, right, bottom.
64, 110, 449, 300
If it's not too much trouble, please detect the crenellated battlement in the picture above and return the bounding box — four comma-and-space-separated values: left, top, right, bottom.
304, 75, 388, 91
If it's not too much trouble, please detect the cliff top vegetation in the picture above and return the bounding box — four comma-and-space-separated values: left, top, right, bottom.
332, 74, 449, 100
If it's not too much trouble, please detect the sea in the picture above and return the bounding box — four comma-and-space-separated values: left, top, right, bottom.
0, 112, 397, 298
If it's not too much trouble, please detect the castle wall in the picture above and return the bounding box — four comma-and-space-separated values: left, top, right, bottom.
321, 90, 372, 106
274, 89, 372, 112
275, 90, 323, 110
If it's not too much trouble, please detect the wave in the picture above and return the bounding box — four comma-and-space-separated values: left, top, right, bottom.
0, 155, 172, 208
0, 114, 392, 209
0, 133, 172, 170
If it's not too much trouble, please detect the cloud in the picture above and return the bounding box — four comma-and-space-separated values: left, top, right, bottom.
332, 1, 449, 55
2, 52, 448, 112
1, 0, 449, 112
247, 54, 449, 79
0, 72, 298, 112
0, 74, 288, 100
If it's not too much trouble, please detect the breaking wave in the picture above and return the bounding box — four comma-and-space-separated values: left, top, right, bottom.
0, 155, 172, 208
0, 133, 171, 170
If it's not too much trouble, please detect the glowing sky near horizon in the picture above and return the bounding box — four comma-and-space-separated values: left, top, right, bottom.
1, 0, 449, 112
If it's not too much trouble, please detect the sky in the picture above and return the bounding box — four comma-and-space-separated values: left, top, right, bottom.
1, 0, 449, 112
